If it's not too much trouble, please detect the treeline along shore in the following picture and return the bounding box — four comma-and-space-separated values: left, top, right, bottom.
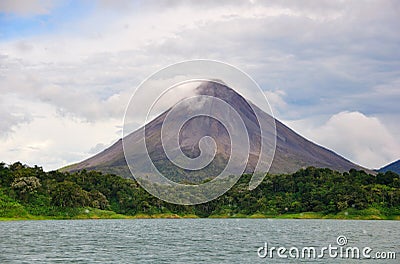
0, 162, 399, 220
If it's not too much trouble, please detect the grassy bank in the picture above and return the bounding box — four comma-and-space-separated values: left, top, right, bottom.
1, 206, 398, 221
208, 207, 400, 220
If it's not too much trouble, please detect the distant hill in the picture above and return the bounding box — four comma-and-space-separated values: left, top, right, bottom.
63, 81, 372, 180
379, 160, 400, 174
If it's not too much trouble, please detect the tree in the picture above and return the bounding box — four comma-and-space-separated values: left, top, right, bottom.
11, 176, 41, 201
88, 190, 109, 210
51, 181, 89, 207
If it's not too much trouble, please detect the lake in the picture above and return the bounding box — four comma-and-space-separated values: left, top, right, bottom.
0, 219, 398, 263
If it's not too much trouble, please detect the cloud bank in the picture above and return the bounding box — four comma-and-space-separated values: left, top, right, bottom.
0, 0, 399, 170
287, 111, 400, 169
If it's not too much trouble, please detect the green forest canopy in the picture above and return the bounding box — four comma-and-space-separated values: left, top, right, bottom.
0, 162, 399, 219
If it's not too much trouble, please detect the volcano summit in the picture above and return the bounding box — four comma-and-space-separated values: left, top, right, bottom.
64, 81, 370, 181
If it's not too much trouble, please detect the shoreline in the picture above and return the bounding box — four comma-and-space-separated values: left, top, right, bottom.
1, 209, 399, 221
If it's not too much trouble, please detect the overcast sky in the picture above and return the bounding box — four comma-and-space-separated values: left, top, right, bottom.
0, 0, 399, 170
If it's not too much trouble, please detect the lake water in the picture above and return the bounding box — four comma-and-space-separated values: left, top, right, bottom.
0, 219, 398, 263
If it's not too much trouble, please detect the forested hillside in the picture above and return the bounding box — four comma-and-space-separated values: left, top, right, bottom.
1, 162, 399, 219
379, 160, 400, 174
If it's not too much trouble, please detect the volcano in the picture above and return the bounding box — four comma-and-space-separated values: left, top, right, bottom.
63, 81, 371, 180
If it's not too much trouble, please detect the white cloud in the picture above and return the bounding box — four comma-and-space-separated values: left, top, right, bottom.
264, 89, 287, 115
0, 97, 32, 137
0, 100, 121, 170
286, 111, 400, 169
